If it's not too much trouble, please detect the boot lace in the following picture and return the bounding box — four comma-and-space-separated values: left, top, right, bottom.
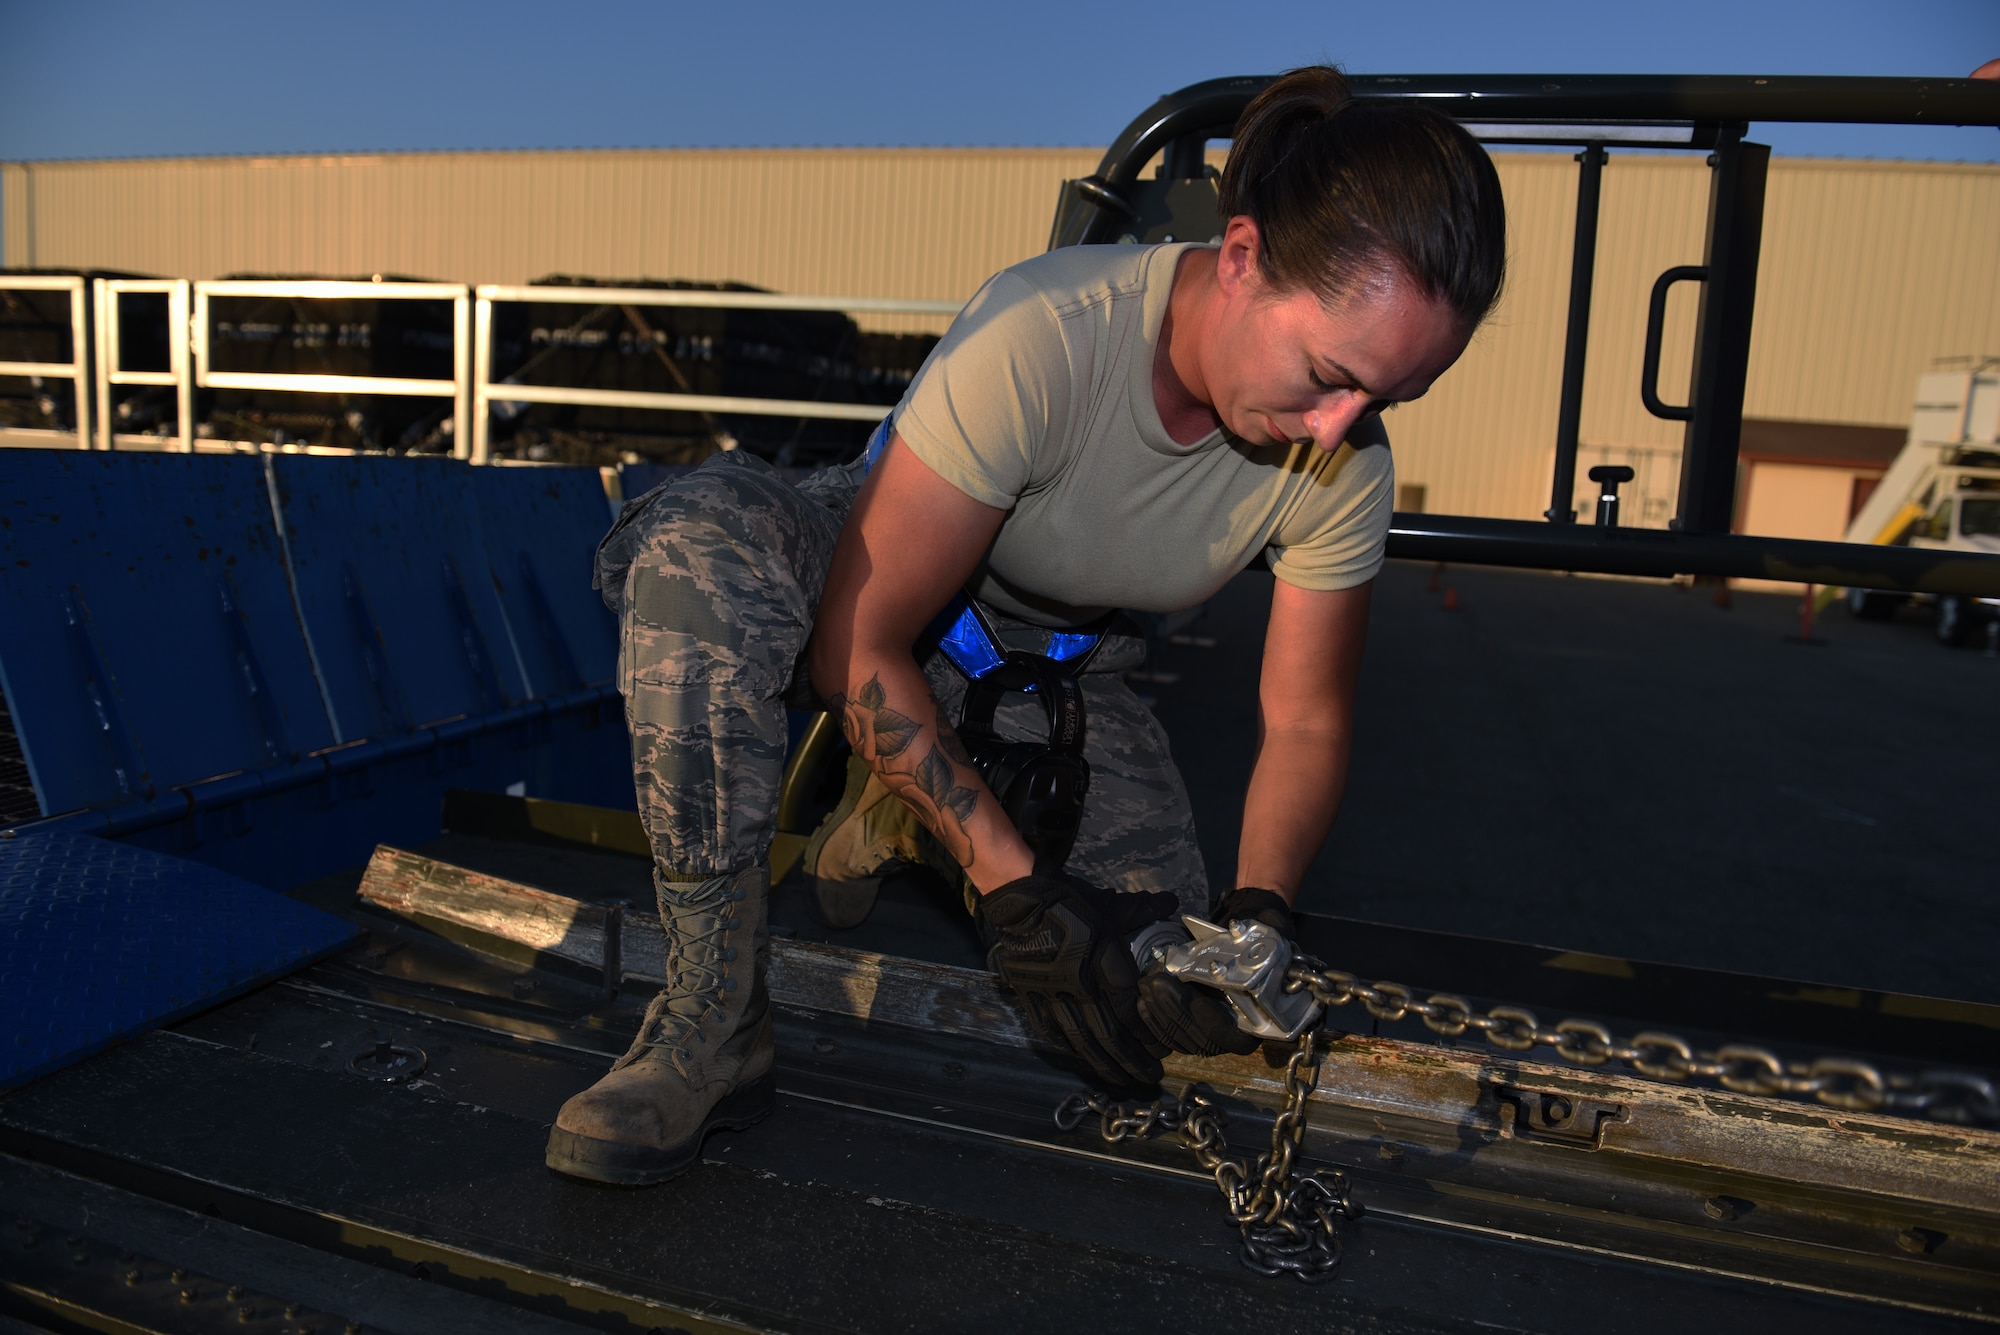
622, 886, 742, 1075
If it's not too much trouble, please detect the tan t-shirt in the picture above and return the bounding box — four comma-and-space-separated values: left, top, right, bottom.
894, 242, 1394, 627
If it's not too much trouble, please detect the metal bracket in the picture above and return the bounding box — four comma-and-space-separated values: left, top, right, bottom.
518, 553, 584, 693
1494, 1085, 1625, 1149
440, 555, 505, 712
341, 562, 411, 733
216, 573, 292, 763
59, 587, 149, 800
1161, 916, 1322, 1042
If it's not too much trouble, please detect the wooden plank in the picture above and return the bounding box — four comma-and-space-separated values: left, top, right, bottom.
358, 845, 616, 975
356, 845, 1026, 1044
767, 937, 1033, 1048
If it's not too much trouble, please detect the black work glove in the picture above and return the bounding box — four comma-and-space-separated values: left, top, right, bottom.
1137, 886, 1296, 1058
975, 870, 1179, 1089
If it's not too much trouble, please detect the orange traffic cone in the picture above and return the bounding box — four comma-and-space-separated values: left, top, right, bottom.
1442, 587, 1459, 611
1713, 577, 1732, 610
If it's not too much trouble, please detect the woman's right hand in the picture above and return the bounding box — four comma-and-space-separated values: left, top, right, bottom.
976, 869, 1178, 1088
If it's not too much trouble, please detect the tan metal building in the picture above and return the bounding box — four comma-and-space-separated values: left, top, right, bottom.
6, 146, 1998, 531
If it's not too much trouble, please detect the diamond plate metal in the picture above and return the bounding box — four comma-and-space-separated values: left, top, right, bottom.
0, 830, 358, 1091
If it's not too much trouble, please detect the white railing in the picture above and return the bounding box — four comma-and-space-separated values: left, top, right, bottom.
94, 277, 192, 451
3, 276, 960, 462
469, 285, 963, 464
0, 275, 92, 447
193, 280, 473, 459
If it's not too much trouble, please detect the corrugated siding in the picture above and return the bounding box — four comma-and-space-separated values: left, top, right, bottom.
1386, 152, 1587, 521
1, 147, 1101, 334
1749, 158, 2000, 426
6, 147, 1998, 517
0, 165, 26, 269
1378, 153, 2000, 520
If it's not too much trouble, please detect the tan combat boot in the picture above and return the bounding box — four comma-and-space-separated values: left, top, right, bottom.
801, 755, 953, 929
545, 864, 773, 1185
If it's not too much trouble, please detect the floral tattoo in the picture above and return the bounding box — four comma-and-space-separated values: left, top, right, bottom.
828, 674, 984, 866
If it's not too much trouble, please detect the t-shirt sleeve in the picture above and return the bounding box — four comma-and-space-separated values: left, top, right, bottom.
1265, 429, 1395, 592
891, 270, 1073, 510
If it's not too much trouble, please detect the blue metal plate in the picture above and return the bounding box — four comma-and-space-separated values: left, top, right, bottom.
0, 450, 339, 817
268, 455, 529, 738
0, 829, 358, 1091
613, 461, 695, 505
470, 465, 618, 697
1, 450, 635, 894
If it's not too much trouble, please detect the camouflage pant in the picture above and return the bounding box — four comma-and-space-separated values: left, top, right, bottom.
594, 449, 1209, 912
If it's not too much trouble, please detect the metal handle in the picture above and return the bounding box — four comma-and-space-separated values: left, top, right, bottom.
1640, 265, 1707, 421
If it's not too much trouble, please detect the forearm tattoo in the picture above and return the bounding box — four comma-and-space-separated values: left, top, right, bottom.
827, 674, 984, 867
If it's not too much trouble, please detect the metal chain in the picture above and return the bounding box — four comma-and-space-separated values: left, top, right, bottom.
1285, 956, 2000, 1126
1054, 1032, 1362, 1282
1053, 950, 1996, 1279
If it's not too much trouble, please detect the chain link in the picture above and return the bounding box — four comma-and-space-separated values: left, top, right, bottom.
1054, 1032, 1361, 1282
1287, 957, 2000, 1126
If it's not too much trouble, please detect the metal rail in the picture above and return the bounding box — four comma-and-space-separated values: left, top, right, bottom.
1387, 513, 2000, 595
191, 279, 473, 458
1057, 75, 2000, 237
0, 275, 92, 448
469, 285, 963, 464
93, 278, 192, 452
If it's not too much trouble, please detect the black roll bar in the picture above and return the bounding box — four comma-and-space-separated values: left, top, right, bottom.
1051, 74, 2000, 595
1546, 143, 1606, 522
1387, 514, 2000, 596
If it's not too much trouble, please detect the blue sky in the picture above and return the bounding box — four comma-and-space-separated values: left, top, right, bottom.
2, 0, 1997, 163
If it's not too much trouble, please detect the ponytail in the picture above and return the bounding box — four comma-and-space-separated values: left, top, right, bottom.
1219, 66, 1507, 326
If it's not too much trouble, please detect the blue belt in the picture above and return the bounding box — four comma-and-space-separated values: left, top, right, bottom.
928, 594, 1109, 684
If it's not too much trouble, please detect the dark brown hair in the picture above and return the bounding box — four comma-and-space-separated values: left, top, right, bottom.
1218, 67, 1506, 326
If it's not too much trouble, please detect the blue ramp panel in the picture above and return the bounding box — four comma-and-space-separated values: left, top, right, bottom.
0, 829, 358, 1091
471, 464, 618, 698
0, 451, 337, 817
270, 455, 530, 739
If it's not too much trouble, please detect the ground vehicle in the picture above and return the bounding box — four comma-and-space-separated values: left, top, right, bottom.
4, 73, 2000, 1334
1842, 361, 2000, 645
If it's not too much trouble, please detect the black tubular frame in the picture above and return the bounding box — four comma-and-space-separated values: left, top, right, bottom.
1049, 74, 2000, 595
